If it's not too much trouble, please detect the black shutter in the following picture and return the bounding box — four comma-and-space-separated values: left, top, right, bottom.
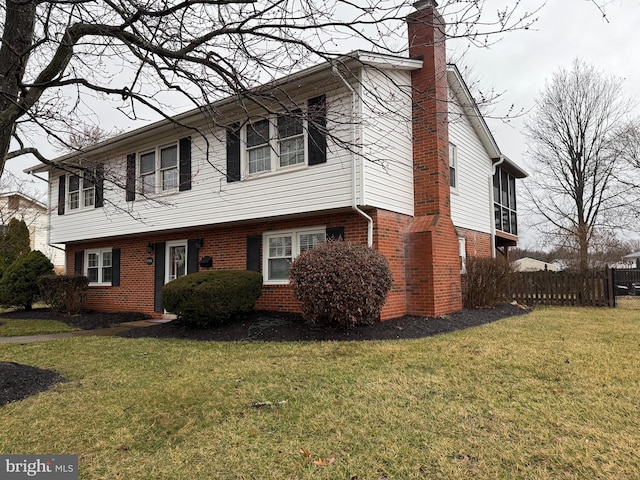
179, 136, 192, 191
57, 175, 66, 215
111, 248, 121, 286
308, 95, 327, 166
326, 227, 345, 241
95, 163, 104, 208
246, 235, 261, 272
226, 123, 241, 182
154, 242, 166, 312
187, 239, 199, 274
74, 250, 84, 275
126, 153, 136, 201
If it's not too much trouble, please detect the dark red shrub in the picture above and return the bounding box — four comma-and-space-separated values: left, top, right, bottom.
290, 241, 392, 327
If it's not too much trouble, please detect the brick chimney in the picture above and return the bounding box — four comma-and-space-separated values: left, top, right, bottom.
403, 0, 463, 316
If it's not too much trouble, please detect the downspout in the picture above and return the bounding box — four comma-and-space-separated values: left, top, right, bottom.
490, 156, 506, 258
332, 64, 374, 247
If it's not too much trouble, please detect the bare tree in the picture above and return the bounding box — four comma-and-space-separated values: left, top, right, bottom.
0, 0, 550, 180
524, 59, 639, 274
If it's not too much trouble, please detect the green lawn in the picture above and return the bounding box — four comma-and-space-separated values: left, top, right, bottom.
1, 306, 639, 479
0, 319, 78, 337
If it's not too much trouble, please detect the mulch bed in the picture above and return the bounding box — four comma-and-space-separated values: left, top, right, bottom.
0, 303, 531, 407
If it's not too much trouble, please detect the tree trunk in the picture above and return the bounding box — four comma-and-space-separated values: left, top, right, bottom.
0, 0, 37, 175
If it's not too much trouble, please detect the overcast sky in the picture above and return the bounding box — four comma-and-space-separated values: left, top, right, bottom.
457, 0, 640, 169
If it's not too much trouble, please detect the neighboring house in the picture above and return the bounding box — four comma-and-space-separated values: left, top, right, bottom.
0, 192, 65, 272
512, 257, 560, 273
27, 1, 526, 319
622, 251, 640, 268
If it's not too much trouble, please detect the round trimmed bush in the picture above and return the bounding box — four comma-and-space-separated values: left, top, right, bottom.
0, 250, 54, 310
289, 241, 393, 327
39, 274, 90, 315
162, 270, 263, 327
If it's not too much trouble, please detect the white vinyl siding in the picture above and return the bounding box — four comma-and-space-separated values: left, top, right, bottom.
448, 96, 493, 235
48, 88, 356, 244
359, 67, 414, 216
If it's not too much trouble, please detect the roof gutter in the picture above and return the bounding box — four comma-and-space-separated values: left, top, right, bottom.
332, 64, 373, 247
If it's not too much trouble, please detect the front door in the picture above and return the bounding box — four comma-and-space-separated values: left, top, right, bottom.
166, 240, 187, 283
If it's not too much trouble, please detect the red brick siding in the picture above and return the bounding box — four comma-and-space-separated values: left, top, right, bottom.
456, 226, 493, 259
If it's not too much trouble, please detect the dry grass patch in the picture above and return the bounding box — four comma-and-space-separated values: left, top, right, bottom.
0, 307, 639, 479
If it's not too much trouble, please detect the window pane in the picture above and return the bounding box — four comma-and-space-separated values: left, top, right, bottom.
494, 204, 501, 231
511, 211, 518, 236
88, 253, 99, 268
142, 173, 155, 194
102, 267, 112, 283
161, 146, 177, 169
449, 143, 456, 188
450, 166, 456, 188
279, 136, 304, 167
299, 232, 325, 253
87, 267, 98, 283
269, 236, 292, 257
277, 113, 303, 139
140, 152, 156, 174
102, 251, 112, 267
502, 207, 510, 234
247, 120, 269, 148
69, 192, 79, 210
83, 188, 95, 207
501, 169, 509, 206
509, 175, 517, 210
69, 175, 80, 192
269, 258, 291, 280
162, 168, 178, 190
249, 146, 271, 173
493, 171, 500, 203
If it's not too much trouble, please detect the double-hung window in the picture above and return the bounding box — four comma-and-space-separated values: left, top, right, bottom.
67, 171, 98, 211
86, 249, 113, 285
263, 228, 326, 282
139, 144, 179, 194
244, 111, 305, 176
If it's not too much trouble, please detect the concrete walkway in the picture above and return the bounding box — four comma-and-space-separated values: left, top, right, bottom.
0, 319, 166, 344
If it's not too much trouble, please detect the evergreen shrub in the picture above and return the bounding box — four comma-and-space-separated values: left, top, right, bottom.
162, 270, 263, 327
0, 250, 54, 310
289, 241, 393, 327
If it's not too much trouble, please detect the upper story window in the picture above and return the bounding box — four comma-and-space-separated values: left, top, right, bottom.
243, 112, 306, 176
57, 165, 104, 215
139, 144, 179, 194
263, 227, 326, 283
449, 143, 457, 189
226, 95, 327, 182
493, 167, 518, 235
125, 137, 191, 202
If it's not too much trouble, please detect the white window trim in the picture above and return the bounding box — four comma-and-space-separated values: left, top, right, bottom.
262, 226, 326, 285
459, 237, 467, 274
449, 142, 458, 192
66, 172, 95, 212
138, 142, 179, 196
240, 114, 309, 180
86, 248, 113, 286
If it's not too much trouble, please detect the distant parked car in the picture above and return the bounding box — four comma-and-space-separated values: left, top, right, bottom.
631, 283, 640, 295
616, 284, 630, 295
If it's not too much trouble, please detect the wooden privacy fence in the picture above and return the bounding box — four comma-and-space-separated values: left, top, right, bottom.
509, 269, 614, 307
